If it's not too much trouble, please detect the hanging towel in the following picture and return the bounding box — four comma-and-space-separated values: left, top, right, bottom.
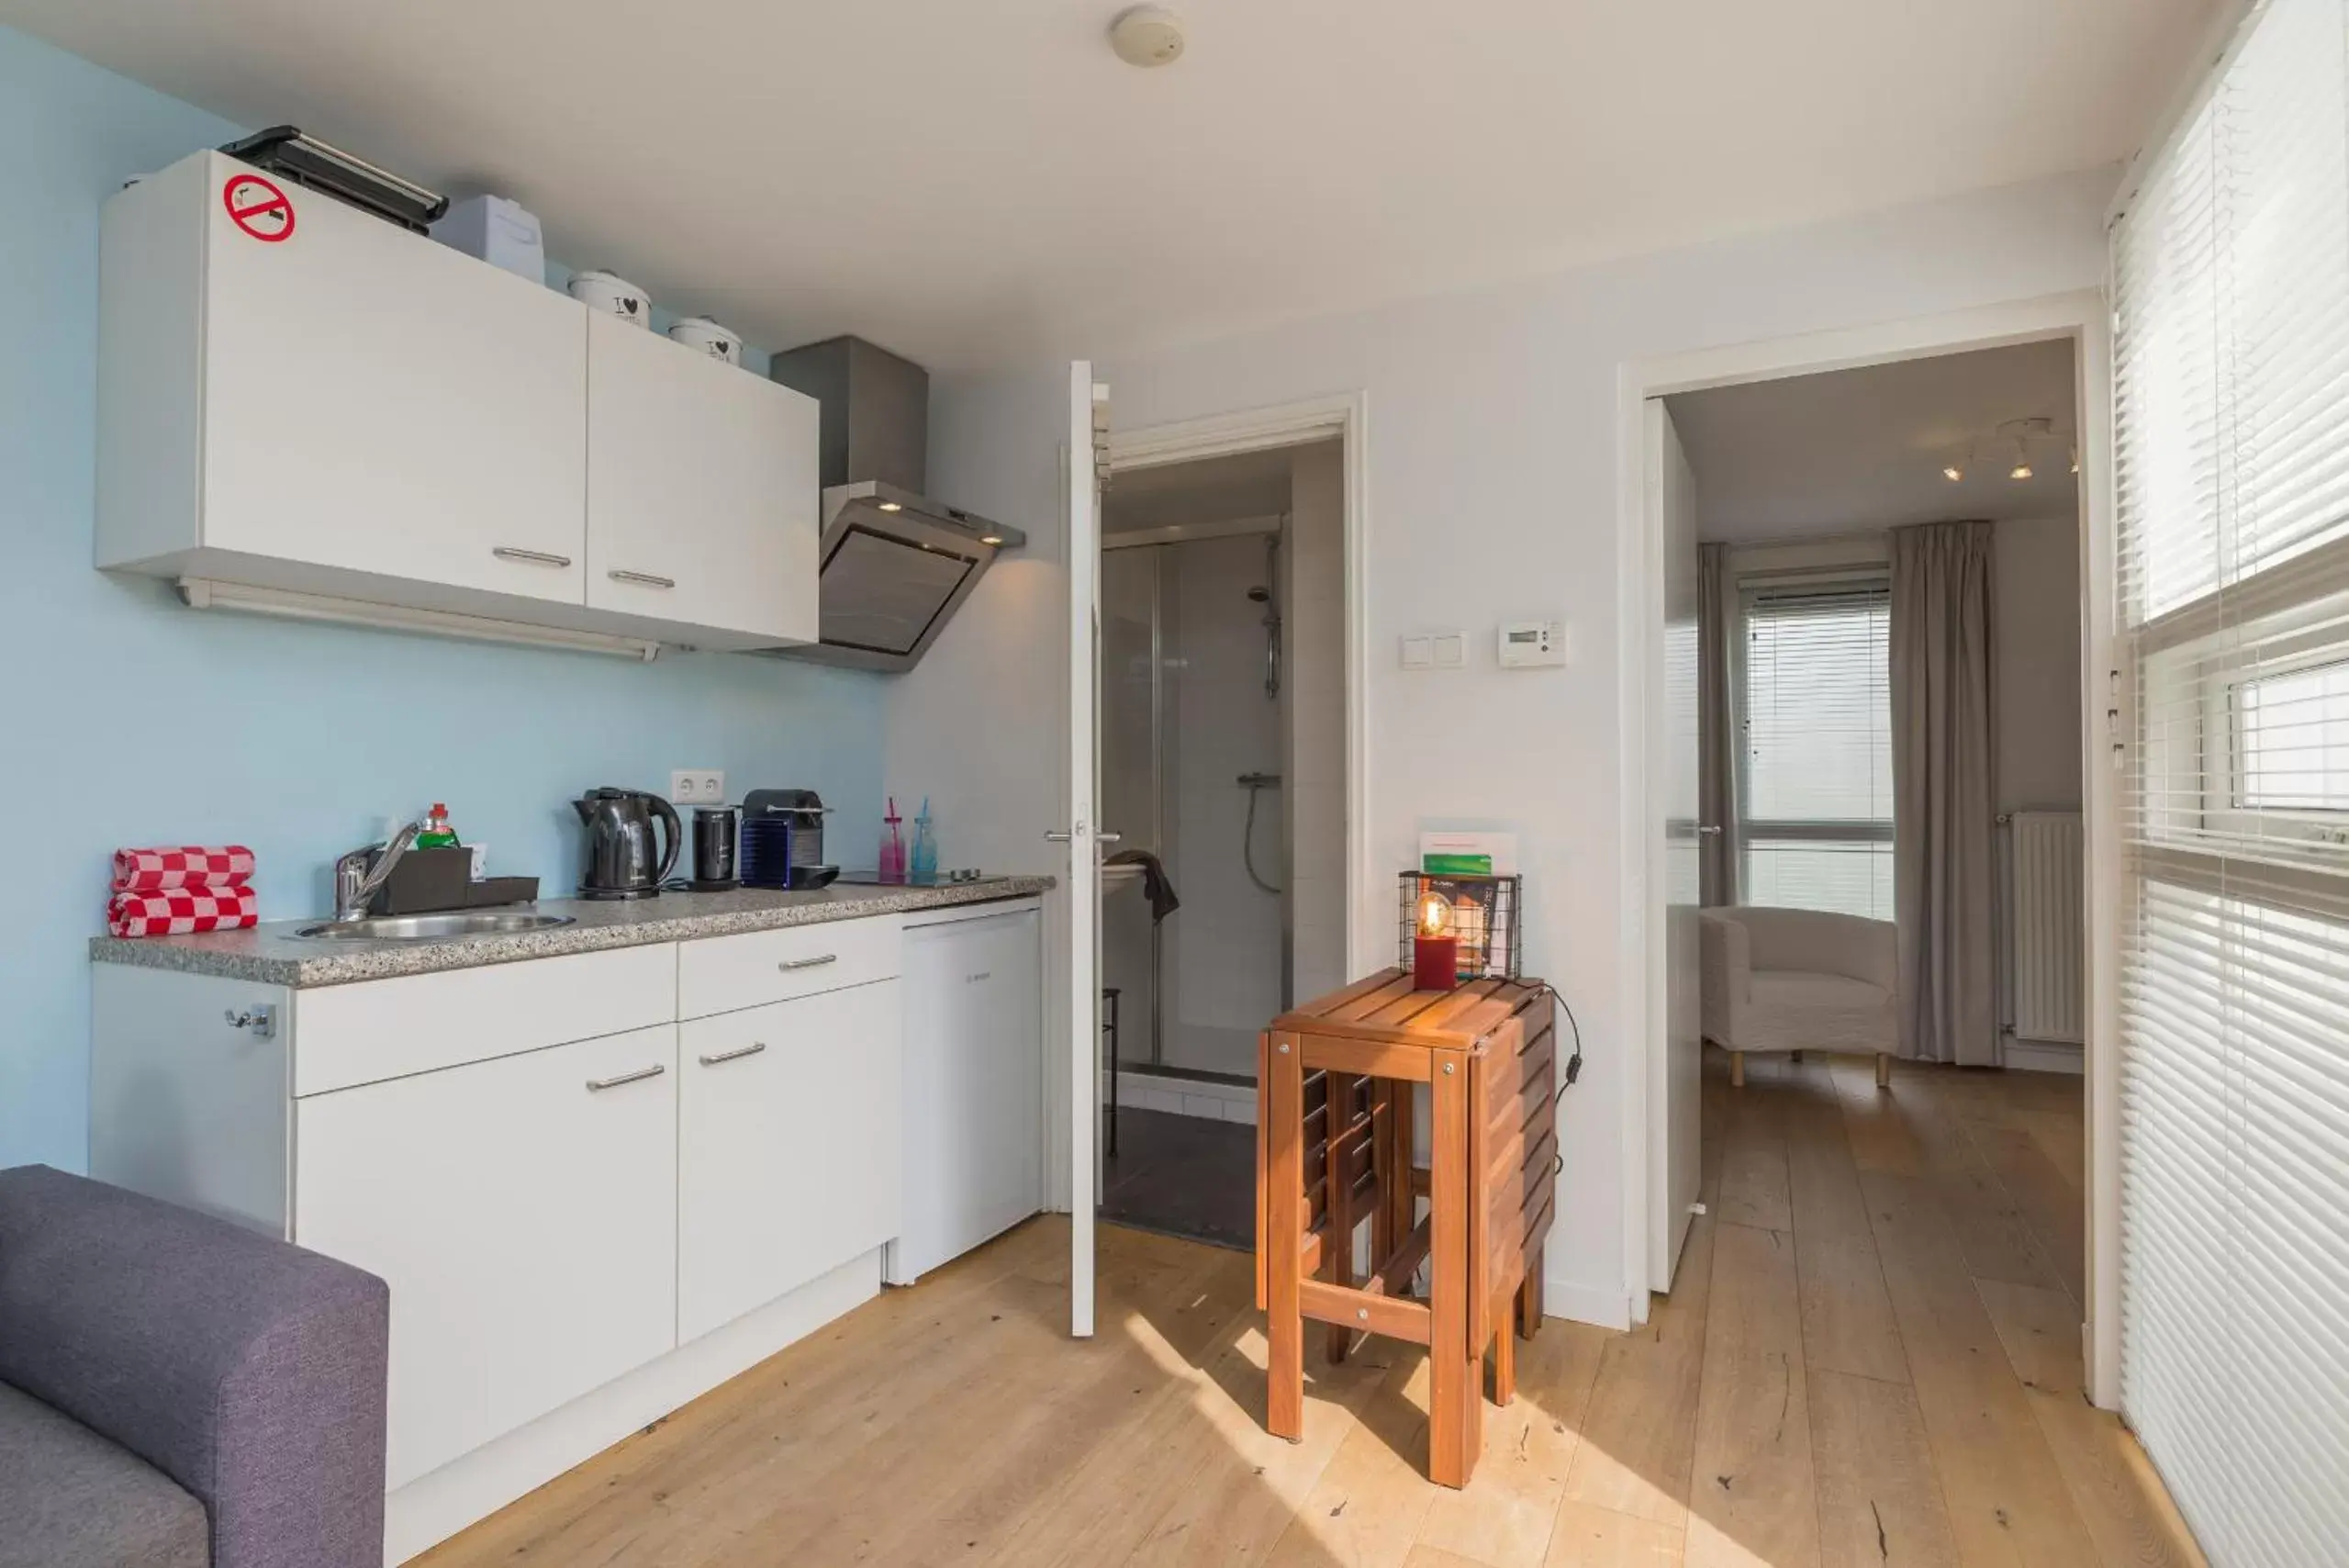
112, 846, 257, 894
1105, 847, 1180, 924
106, 884, 260, 938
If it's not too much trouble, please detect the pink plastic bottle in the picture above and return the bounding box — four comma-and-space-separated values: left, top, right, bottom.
878, 797, 905, 884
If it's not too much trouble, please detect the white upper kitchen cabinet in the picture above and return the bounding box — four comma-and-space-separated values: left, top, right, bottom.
95, 151, 589, 609
585, 311, 821, 647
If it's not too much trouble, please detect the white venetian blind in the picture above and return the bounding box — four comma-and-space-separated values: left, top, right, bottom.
1738, 582, 1895, 919
2112, 0, 2349, 1561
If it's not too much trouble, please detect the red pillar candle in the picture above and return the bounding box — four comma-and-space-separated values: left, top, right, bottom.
1413, 890, 1460, 991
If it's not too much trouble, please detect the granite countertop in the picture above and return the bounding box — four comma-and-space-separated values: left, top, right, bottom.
88, 879, 1056, 989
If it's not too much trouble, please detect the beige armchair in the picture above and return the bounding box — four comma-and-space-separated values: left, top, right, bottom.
1699, 905, 1899, 1088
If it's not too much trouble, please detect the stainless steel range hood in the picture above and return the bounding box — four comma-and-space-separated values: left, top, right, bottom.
760, 336, 1023, 673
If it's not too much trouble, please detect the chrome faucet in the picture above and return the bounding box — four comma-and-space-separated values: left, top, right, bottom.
331, 820, 425, 922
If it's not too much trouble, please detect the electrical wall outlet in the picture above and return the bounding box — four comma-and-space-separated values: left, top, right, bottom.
670, 769, 726, 805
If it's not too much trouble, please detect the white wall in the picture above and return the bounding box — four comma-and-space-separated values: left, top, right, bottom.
1167, 534, 1284, 1071
1285, 442, 1349, 1003
890, 166, 2114, 1322
1993, 514, 2086, 815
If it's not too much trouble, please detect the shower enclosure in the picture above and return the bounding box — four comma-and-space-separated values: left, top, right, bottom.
1102, 520, 1290, 1084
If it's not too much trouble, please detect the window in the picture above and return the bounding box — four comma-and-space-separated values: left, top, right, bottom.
2112, 0, 2349, 1560
1737, 581, 1894, 920
2236, 656, 2349, 813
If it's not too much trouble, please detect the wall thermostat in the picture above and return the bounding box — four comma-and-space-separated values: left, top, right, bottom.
1498, 620, 1566, 667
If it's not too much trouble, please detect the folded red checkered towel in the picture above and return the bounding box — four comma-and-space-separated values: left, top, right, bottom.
112, 846, 256, 894
106, 884, 260, 938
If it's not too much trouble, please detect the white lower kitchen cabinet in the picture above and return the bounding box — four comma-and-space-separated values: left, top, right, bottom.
889, 905, 1042, 1283
86, 892, 1043, 1562
296, 1024, 680, 1491
677, 980, 901, 1342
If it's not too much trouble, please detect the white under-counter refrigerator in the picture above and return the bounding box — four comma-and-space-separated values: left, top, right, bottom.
885, 901, 1045, 1284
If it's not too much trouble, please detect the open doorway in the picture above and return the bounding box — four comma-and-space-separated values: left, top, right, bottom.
1092, 437, 1351, 1249
1634, 326, 2106, 1408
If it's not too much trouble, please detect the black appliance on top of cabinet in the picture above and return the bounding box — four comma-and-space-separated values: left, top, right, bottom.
742, 790, 835, 890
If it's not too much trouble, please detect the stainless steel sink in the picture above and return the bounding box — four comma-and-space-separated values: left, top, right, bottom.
293, 912, 577, 942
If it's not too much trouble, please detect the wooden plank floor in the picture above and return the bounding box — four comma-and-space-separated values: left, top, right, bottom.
416, 1054, 2203, 1568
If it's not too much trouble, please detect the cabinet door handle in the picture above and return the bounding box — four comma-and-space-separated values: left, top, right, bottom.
493, 546, 574, 568
608, 569, 677, 589
698, 1041, 768, 1067
777, 953, 839, 971
586, 1063, 666, 1092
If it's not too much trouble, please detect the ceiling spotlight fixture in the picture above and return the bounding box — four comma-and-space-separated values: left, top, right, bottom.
2071, 446, 2081, 475
1109, 5, 1186, 67
1942, 464, 1964, 483
2009, 452, 2034, 482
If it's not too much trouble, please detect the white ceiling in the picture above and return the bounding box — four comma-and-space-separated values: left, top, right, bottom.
6, 1, 2216, 371
1666, 339, 2081, 543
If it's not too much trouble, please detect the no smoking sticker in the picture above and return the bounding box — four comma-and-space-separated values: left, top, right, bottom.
222, 174, 295, 242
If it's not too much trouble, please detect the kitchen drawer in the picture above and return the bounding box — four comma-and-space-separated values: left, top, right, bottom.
677, 914, 900, 1020
293, 943, 677, 1096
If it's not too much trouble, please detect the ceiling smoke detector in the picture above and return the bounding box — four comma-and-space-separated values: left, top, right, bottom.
1109, 6, 1186, 67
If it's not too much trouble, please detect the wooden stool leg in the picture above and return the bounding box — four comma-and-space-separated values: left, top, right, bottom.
1790, 1048, 1803, 1063
1491, 1289, 1517, 1406
1876, 1053, 1893, 1090
1730, 1050, 1745, 1088
1265, 1031, 1306, 1442
1427, 1050, 1475, 1487
1517, 1245, 1544, 1340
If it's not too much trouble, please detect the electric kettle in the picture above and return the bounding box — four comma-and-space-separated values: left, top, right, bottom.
573, 788, 681, 900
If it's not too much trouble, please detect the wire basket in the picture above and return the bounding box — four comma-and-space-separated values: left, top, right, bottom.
1397, 871, 1522, 980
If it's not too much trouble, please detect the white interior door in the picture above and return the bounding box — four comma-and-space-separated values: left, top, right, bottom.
1648, 399, 1704, 1289
1058, 363, 1106, 1338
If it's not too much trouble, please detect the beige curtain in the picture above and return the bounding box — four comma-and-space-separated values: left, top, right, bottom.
1890, 521, 1999, 1065
1697, 543, 1739, 906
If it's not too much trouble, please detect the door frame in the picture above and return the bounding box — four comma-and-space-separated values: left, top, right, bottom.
1106, 392, 1376, 978
1612, 291, 2123, 1406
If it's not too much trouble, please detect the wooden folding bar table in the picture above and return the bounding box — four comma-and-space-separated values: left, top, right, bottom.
1255, 969, 1558, 1487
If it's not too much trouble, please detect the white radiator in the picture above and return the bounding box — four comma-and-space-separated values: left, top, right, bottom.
2001, 811, 2086, 1046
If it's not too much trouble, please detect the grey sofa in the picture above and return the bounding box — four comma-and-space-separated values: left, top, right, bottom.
0, 1164, 389, 1568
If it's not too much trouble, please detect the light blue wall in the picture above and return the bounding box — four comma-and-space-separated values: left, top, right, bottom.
0, 25, 886, 1172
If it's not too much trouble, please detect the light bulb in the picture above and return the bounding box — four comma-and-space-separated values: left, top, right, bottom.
1417, 892, 1451, 938
878, 501, 902, 513
1942, 465, 1963, 483
2010, 462, 2033, 481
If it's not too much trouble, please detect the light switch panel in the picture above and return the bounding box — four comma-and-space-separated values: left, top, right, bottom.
1432, 633, 1468, 668
1401, 635, 1435, 669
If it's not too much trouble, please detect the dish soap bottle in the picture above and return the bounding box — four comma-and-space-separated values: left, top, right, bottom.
910, 799, 938, 885
417, 802, 459, 849
878, 797, 905, 884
